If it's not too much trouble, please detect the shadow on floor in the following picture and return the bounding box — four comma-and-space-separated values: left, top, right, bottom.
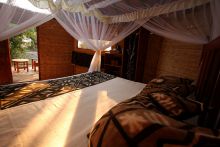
12, 65, 39, 83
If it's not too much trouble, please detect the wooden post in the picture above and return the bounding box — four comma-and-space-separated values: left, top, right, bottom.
0, 39, 13, 84
196, 36, 220, 129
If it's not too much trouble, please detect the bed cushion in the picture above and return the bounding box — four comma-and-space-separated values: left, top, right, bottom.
138, 85, 203, 120
148, 91, 203, 119
149, 75, 195, 97
88, 96, 220, 147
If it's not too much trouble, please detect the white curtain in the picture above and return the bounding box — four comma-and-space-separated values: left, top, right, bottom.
0, 0, 53, 41
55, 11, 145, 71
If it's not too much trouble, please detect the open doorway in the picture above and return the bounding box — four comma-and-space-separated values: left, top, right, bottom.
10, 28, 39, 83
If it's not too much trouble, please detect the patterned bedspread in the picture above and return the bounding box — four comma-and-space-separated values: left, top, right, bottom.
0, 72, 115, 110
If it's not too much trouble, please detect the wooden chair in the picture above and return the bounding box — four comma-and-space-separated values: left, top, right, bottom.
33, 60, 39, 71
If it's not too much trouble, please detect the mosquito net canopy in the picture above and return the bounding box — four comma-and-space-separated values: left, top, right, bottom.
0, 0, 219, 71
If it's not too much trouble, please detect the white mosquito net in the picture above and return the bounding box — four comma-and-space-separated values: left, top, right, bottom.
0, 0, 219, 71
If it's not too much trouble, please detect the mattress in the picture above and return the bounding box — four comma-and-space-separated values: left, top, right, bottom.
0, 77, 145, 147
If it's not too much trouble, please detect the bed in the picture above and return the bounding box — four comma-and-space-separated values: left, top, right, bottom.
0, 72, 219, 147
0, 72, 145, 146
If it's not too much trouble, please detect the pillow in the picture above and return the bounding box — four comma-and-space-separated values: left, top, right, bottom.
149, 75, 195, 97
88, 97, 219, 147
150, 75, 193, 85
148, 91, 203, 120
138, 85, 203, 120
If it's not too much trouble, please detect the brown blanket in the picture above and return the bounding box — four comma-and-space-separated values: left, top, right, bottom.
89, 82, 219, 147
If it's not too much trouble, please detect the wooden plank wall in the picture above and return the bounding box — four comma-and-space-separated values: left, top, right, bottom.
0, 40, 12, 85
156, 38, 202, 80
37, 19, 75, 80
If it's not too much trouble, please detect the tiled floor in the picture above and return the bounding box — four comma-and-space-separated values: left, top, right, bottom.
12, 66, 39, 83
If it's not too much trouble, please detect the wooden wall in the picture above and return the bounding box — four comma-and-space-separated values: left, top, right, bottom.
142, 34, 163, 82
0, 40, 12, 85
37, 19, 75, 80
155, 38, 202, 80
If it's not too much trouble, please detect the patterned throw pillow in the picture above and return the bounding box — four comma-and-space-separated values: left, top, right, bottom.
138, 84, 203, 120
150, 75, 193, 85
148, 91, 203, 120
149, 75, 195, 97
88, 97, 220, 147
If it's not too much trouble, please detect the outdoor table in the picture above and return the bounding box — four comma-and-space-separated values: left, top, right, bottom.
12, 59, 29, 73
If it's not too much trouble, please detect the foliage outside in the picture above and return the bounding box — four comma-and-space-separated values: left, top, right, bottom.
10, 28, 37, 59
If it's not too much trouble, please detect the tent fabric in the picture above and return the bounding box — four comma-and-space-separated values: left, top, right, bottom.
0, 0, 219, 72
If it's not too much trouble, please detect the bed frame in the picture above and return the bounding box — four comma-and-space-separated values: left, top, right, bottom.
196, 36, 220, 129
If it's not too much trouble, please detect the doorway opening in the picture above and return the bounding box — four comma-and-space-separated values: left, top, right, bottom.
10, 28, 39, 83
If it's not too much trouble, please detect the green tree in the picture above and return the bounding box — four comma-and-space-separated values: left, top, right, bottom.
10, 28, 37, 59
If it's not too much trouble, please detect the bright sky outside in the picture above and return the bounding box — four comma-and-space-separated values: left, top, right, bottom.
0, 0, 51, 14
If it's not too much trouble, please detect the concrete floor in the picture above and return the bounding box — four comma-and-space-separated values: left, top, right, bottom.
12, 66, 39, 83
